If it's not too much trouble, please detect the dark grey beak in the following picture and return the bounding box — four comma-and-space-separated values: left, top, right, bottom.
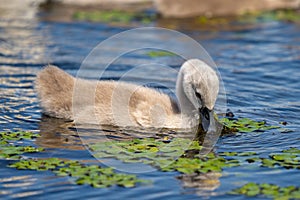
199, 107, 216, 133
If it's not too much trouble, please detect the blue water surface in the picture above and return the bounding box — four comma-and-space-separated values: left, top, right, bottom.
0, 2, 299, 199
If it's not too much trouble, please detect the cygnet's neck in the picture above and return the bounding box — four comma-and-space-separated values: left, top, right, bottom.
176, 70, 198, 119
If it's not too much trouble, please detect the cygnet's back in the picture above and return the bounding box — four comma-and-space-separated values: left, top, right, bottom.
35, 66, 74, 119
35, 65, 179, 127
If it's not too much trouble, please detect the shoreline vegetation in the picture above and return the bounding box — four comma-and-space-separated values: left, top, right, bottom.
41, 0, 300, 17
40, 0, 300, 19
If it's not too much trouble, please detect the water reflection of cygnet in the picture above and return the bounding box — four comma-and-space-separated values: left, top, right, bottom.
36, 115, 194, 150
36, 116, 84, 150
36, 116, 136, 150
178, 172, 221, 196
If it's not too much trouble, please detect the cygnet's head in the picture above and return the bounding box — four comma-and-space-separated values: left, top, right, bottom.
178, 59, 219, 132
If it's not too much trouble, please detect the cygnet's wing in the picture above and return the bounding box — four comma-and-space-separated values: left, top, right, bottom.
128, 86, 177, 128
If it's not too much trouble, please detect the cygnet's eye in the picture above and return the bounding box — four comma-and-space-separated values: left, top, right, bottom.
195, 91, 202, 100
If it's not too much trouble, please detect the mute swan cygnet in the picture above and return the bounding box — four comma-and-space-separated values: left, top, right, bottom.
35, 59, 219, 132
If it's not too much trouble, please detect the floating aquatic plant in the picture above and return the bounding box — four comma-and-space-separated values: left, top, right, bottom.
56, 164, 146, 188
0, 131, 40, 141
90, 138, 240, 175
90, 138, 190, 164
222, 147, 300, 170
1, 131, 147, 188
160, 154, 240, 174
219, 118, 279, 133
219, 151, 257, 157
9, 158, 147, 188
9, 158, 73, 171
2, 128, 297, 192
261, 147, 300, 169
0, 145, 44, 159
146, 50, 176, 58
229, 182, 300, 199
0, 131, 44, 159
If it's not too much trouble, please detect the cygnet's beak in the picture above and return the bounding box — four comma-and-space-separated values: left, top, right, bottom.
199, 107, 216, 133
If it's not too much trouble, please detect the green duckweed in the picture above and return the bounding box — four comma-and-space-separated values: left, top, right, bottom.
146, 50, 176, 57
220, 118, 279, 133
9, 158, 73, 171
229, 182, 300, 199
219, 147, 300, 170
0, 131, 44, 159
0, 131, 40, 141
261, 147, 300, 169
1, 131, 148, 188
56, 164, 146, 188
2, 126, 298, 191
9, 158, 147, 188
90, 137, 240, 175
0, 145, 44, 159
